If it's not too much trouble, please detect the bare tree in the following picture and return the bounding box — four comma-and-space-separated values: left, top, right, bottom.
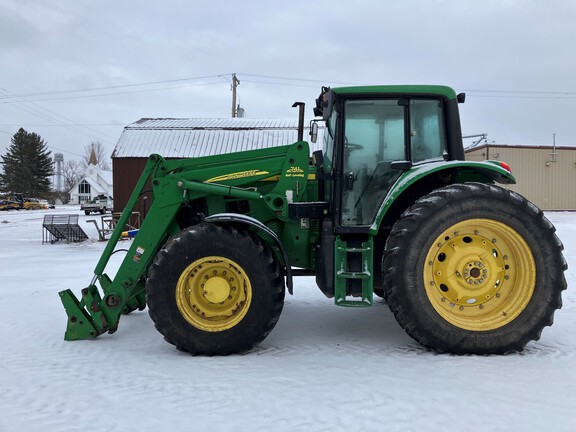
62, 160, 83, 191
82, 141, 111, 171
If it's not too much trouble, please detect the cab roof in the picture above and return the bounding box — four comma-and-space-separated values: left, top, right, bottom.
332, 85, 458, 100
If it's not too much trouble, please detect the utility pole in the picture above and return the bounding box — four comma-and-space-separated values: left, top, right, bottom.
231, 73, 240, 117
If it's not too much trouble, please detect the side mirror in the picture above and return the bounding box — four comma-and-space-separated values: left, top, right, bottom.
309, 121, 319, 143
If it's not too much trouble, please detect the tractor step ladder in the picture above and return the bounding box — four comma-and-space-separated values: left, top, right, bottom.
42, 214, 89, 244
334, 238, 374, 307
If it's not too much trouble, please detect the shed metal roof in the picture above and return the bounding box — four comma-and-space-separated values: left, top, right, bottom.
112, 118, 324, 158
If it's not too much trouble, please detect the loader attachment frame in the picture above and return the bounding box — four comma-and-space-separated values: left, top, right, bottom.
59, 154, 167, 339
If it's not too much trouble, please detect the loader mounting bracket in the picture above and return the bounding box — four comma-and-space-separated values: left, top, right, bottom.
59, 287, 107, 340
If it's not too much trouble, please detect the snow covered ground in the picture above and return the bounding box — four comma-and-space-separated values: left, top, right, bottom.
0, 207, 574, 432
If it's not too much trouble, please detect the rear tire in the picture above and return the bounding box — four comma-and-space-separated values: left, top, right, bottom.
146, 222, 285, 355
383, 183, 567, 354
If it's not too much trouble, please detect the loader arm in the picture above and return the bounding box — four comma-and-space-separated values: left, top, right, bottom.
59, 141, 311, 340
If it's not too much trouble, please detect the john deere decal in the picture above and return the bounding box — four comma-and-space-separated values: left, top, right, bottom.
206, 170, 269, 183
285, 166, 305, 178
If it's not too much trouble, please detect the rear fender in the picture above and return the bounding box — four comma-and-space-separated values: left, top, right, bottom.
370, 160, 516, 235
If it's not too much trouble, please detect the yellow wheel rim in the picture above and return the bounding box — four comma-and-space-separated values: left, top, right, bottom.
176, 256, 252, 332
423, 218, 536, 331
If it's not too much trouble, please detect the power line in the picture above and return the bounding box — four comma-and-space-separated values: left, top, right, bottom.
0, 123, 125, 127
2, 87, 121, 141
241, 79, 320, 89
5, 101, 117, 145
0, 128, 84, 159
3, 71, 575, 103
0, 81, 228, 104
239, 73, 363, 86
241, 74, 576, 98
5, 68, 573, 103
465, 93, 576, 100
0, 73, 354, 105
47, 145, 85, 159
0, 74, 227, 100
463, 88, 576, 96
0, 88, 118, 145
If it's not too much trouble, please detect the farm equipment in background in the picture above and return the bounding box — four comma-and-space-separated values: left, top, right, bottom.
24, 199, 49, 210
0, 193, 23, 210
0, 199, 21, 211
0, 193, 51, 210
59, 85, 567, 355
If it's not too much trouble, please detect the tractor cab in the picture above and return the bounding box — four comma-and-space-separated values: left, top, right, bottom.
314, 85, 466, 232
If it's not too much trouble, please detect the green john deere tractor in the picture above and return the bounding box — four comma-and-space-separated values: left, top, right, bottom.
59, 85, 567, 355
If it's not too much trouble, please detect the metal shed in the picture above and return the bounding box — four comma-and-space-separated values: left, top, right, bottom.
111, 118, 323, 212
465, 144, 576, 210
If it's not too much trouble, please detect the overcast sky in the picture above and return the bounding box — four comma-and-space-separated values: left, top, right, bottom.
1, 0, 575, 163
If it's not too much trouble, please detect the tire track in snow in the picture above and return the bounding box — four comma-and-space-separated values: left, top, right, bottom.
245, 341, 429, 357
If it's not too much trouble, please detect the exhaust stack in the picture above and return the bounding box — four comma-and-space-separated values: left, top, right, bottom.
292, 102, 305, 141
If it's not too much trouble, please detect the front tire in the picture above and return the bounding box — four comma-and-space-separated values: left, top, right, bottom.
383, 183, 567, 354
146, 222, 285, 355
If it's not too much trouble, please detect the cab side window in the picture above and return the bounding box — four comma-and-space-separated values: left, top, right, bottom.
410, 99, 446, 163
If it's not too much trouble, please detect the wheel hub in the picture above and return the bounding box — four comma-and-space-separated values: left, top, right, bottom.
175, 256, 252, 332
431, 232, 504, 307
424, 218, 536, 331
464, 261, 488, 285
204, 276, 231, 303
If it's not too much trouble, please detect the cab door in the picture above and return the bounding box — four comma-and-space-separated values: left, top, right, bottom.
339, 99, 406, 227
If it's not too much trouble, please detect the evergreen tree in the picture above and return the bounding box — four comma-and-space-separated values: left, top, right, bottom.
0, 128, 54, 196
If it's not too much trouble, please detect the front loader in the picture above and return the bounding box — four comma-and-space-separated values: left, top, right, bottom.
59, 85, 567, 355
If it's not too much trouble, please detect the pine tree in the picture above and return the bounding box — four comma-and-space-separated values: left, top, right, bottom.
0, 128, 54, 197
